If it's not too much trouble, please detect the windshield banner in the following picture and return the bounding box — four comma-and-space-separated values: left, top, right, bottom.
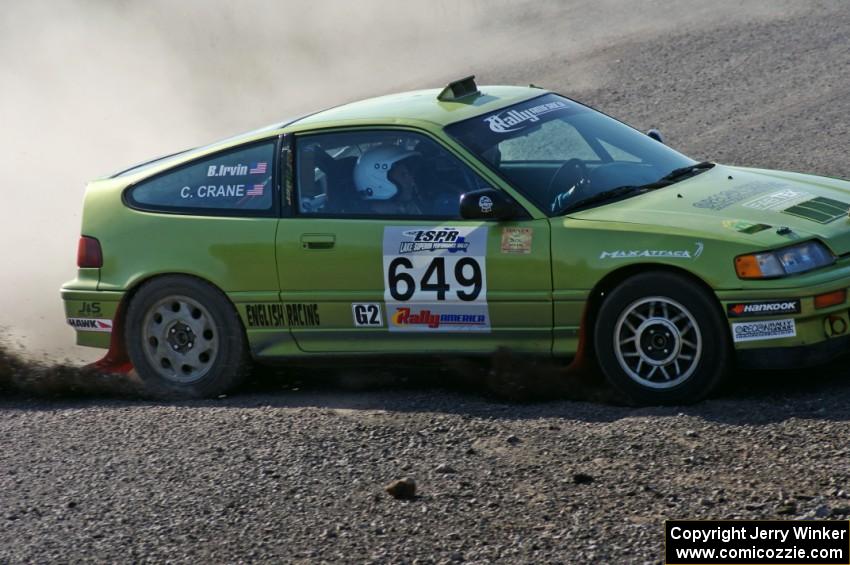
446, 93, 583, 154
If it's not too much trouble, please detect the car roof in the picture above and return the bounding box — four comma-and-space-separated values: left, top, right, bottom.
106, 84, 547, 182
288, 85, 548, 130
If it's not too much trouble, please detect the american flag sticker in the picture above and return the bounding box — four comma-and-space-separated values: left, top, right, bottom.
249, 162, 268, 174
246, 183, 265, 196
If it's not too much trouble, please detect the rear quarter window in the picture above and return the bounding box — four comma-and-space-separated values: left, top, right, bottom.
126, 141, 276, 215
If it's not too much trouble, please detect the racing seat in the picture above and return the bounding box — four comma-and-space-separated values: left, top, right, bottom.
317, 155, 365, 214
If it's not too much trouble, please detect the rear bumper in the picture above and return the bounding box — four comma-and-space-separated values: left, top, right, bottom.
61, 288, 124, 348
736, 334, 850, 369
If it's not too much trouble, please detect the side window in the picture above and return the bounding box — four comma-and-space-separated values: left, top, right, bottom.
127, 141, 276, 214
498, 120, 597, 162
296, 130, 491, 218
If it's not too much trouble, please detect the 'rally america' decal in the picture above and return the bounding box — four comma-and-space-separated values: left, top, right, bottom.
67, 318, 113, 333
390, 306, 488, 330
485, 100, 570, 133
727, 300, 801, 318
383, 226, 490, 332
732, 319, 796, 342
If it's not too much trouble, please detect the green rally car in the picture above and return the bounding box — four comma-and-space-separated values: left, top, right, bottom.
62, 76, 850, 404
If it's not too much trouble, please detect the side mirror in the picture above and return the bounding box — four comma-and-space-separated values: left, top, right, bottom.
459, 188, 518, 221
647, 128, 665, 144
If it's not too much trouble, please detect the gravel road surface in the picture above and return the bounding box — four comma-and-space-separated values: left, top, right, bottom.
3, 3, 850, 563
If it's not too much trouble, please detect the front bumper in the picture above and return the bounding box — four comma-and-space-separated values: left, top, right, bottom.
737, 333, 850, 369
718, 282, 850, 367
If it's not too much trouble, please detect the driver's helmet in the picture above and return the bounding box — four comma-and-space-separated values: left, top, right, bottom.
354, 146, 419, 200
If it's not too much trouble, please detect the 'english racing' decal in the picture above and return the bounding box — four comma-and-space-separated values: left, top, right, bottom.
245, 303, 320, 328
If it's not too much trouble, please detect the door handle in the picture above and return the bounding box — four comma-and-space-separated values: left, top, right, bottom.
301, 233, 336, 249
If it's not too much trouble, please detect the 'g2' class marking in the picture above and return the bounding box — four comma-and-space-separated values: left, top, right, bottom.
352, 303, 383, 327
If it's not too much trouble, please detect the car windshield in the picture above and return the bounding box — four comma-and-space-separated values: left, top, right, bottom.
445, 93, 699, 215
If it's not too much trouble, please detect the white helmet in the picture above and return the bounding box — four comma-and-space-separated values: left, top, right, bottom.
354, 146, 419, 200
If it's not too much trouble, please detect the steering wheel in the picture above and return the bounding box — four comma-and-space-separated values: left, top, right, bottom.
548, 158, 592, 213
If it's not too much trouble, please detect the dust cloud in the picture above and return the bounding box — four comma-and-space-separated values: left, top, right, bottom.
0, 0, 802, 362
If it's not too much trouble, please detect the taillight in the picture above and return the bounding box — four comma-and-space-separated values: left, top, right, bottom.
77, 236, 103, 268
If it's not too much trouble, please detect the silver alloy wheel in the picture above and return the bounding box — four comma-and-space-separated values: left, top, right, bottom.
613, 296, 702, 389
141, 295, 219, 384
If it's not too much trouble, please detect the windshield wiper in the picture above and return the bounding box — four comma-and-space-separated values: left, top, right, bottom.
557, 162, 716, 214
559, 185, 650, 213
659, 161, 715, 183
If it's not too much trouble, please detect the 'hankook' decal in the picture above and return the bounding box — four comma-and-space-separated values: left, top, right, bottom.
727, 300, 801, 318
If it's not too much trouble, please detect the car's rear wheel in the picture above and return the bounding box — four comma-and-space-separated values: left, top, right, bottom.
593, 271, 730, 405
125, 276, 250, 399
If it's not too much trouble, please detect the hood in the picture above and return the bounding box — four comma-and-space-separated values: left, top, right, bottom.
570, 165, 850, 255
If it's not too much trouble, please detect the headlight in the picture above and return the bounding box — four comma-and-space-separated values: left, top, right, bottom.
735, 241, 835, 279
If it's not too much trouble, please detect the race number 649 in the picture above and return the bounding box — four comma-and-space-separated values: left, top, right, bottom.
387, 257, 482, 301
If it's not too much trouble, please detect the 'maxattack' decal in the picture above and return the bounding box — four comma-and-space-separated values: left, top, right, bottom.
383, 226, 489, 332
599, 242, 704, 260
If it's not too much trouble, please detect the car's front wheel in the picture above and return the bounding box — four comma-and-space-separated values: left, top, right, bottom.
125, 275, 250, 399
593, 271, 730, 405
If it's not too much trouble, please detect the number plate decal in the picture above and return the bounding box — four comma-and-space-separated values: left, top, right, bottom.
383, 226, 490, 332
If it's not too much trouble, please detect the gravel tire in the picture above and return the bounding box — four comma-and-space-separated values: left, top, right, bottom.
125, 275, 250, 399
593, 271, 730, 405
